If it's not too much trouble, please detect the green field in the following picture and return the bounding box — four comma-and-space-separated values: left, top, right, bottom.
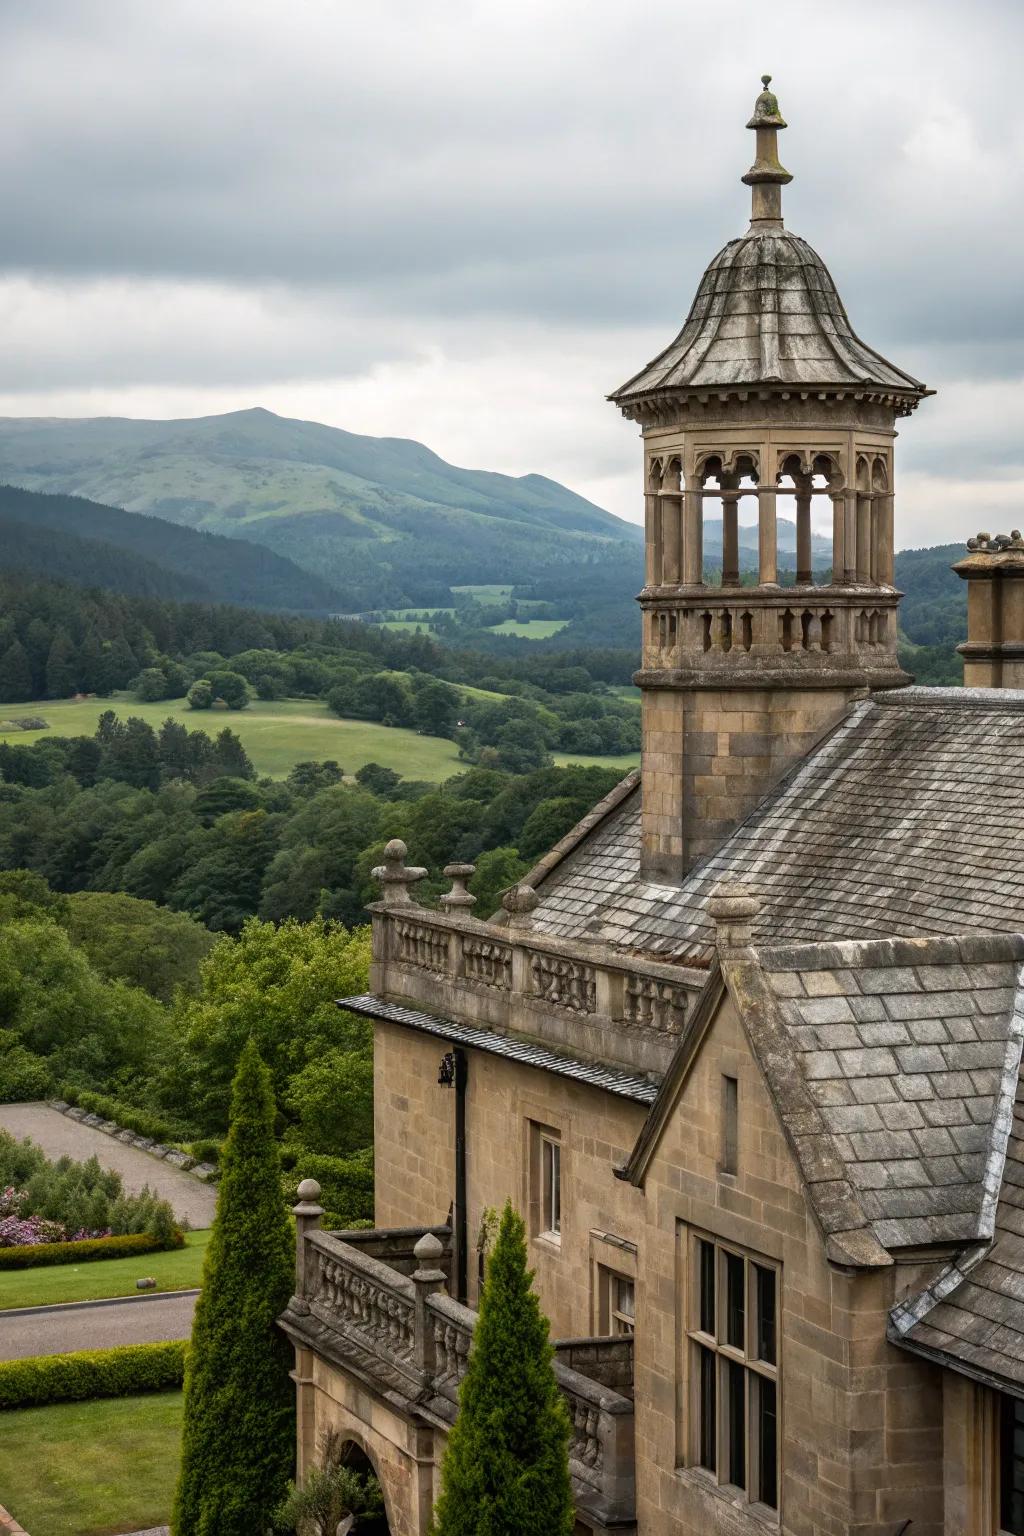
451, 583, 514, 604
0, 694, 637, 781
0, 1229, 210, 1311
553, 749, 638, 773
487, 619, 569, 639
0, 1392, 182, 1536
0, 696, 464, 781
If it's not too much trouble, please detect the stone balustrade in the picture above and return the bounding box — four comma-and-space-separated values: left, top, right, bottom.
368, 899, 705, 1076
284, 1208, 637, 1530
641, 588, 901, 673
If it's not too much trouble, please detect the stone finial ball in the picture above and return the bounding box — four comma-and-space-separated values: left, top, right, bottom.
383, 838, 408, 860
502, 883, 539, 915
414, 1231, 445, 1263
297, 1178, 322, 1201
707, 881, 762, 920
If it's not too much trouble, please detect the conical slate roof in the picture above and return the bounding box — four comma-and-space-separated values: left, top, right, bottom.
611, 79, 928, 414
611, 229, 927, 404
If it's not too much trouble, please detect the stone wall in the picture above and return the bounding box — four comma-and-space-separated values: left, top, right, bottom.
640, 686, 855, 880
635, 988, 944, 1536
374, 1019, 647, 1331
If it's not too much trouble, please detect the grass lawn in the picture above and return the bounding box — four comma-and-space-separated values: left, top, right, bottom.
0, 1392, 182, 1536
487, 619, 569, 638
0, 696, 464, 781
0, 1229, 211, 1312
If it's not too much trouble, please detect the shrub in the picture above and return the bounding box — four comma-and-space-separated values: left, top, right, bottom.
59, 1084, 187, 1144
188, 1139, 222, 1166
282, 1149, 373, 1231
0, 1129, 181, 1245
174, 1039, 295, 1535
0, 1340, 186, 1409
0, 1042, 52, 1103
0, 1229, 183, 1270
431, 1201, 573, 1536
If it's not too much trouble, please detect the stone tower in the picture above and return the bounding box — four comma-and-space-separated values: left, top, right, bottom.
610, 76, 932, 882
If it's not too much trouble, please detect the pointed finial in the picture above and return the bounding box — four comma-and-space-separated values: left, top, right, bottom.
742, 73, 791, 231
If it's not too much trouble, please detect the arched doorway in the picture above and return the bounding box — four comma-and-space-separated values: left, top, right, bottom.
337, 1439, 392, 1535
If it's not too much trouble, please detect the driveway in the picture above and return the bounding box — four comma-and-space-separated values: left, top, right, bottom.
0, 1103, 217, 1229
0, 1290, 198, 1360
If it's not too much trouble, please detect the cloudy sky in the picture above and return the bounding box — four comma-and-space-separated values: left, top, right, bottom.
0, 0, 1021, 547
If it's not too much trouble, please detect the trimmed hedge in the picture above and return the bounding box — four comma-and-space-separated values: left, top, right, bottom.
59, 1084, 187, 1145
0, 1340, 187, 1409
0, 1229, 184, 1271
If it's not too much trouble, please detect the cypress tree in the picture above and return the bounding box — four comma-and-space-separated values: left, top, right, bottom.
431, 1201, 574, 1536
173, 1038, 295, 1535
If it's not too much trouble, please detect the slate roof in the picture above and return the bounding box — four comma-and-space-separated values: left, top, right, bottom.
757, 935, 1024, 1252
893, 1061, 1024, 1393
528, 689, 1024, 964
339, 995, 659, 1106
609, 230, 927, 407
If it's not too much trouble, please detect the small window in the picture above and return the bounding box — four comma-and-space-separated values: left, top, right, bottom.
721, 1075, 738, 1174
597, 1264, 635, 1336
542, 1134, 561, 1238
687, 1232, 780, 1513
1002, 1393, 1024, 1534
529, 1122, 562, 1244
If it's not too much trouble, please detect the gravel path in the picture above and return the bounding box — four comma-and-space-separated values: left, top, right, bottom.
0, 1291, 198, 1360
0, 1103, 217, 1229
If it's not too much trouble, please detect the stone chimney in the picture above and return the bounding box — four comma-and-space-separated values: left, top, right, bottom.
608, 76, 930, 883
953, 532, 1024, 688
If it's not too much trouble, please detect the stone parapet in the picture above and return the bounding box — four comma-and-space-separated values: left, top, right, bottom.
365, 902, 706, 1077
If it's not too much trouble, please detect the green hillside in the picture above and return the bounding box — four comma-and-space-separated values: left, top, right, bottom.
0, 483, 342, 611
0, 409, 642, 610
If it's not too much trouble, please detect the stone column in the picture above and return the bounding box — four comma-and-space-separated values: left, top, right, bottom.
757, 482, 778, 585
292, 1178, 324, 1315
644, 487, 662, 586
660, 462, 682, 584
412, 1231, 448, 1375
877, 492, 895, 585
844, 490, 858, 583
682, 474, 704, 585
856, 492, 873, 583
830, 492, 846, 587
795, 474, 813, 584
721, 479, 740, 585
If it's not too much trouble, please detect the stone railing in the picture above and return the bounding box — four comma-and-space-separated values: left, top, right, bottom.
367, 887, 705, 1076
306, 1229, 418, 1381
283, 1205, 635, 1528
640, 588, 901, 673
426, 1289, 635, 1522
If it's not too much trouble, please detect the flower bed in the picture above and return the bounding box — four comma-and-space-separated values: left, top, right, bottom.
0, 1132, 181, 1255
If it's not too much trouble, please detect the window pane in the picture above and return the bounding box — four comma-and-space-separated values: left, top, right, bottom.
698, 1345, 716, 1471
726, 1359, 746, 1489
755, 1265, 777, 1365
757, 1377, 778, 1509
552, 1144, 560, 1233
699, 1240, 715, 1336
725, 1252, 745, 1350
1002, 1394, 1024, 1535
615, 1278, 635, 1323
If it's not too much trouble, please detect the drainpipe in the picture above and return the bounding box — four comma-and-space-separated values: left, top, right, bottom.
439, 1047, 468, 1303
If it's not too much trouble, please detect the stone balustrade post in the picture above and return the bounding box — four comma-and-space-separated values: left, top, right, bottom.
595, 966, 624, 1020
371, 839, 428, 906
707, 882, 762, 953
412, 1232, 447, 1375
291, 1178, 324, 1315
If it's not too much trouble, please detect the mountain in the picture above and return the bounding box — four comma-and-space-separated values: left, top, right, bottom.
703, 517, 833, 566
0, 483, 344, 611
0, 409, 643, 611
